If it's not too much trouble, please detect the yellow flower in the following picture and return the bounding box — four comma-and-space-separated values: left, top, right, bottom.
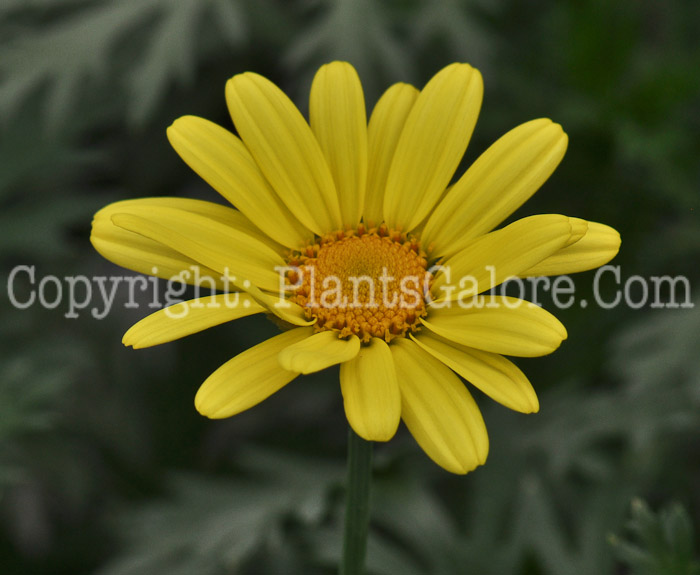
91, 62, 620, 474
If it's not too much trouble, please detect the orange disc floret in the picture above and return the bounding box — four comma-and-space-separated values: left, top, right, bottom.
287, 227, 431, 343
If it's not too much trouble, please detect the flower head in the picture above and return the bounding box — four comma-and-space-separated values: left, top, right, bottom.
91, 62, 620, 474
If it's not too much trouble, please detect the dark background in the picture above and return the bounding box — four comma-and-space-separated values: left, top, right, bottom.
1, 0, 699, 573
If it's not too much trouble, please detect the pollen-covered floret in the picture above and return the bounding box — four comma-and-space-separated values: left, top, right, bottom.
287, 225, 431, 342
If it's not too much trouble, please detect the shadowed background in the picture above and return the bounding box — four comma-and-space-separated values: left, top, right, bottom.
1, 0, 699, 573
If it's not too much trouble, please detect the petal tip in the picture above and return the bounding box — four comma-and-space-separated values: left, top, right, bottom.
121, 328, 137, 348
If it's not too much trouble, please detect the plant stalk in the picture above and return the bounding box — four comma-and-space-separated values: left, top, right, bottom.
340, 427, 373, 575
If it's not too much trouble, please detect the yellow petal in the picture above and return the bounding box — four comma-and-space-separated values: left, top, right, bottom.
105, 196, 287, 254
411, 332, 539, 413
167, 116, 312, 249
109, 209, 311, 327
422, 295, 567, 357
521, 221, 621, 276
90, 226, 222, 287
431, 214, 573, 301
226, 72, 342, 235
565, 217, 589, 246
195, 327, 313, 419
278, 331, 360, 374
339, 338, 400, 441
123, 293, 264, 349
422, 119, 568, 258
391, 338, 488, 474
91, 197, 275, 288
236, 284, 313, 328
109, 207, 284, 293
364, 83, 419, 226
310, 62, 367, 229
384, 63, 483, 232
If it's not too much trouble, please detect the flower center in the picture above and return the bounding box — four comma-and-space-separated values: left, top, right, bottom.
287, 225, 431, 343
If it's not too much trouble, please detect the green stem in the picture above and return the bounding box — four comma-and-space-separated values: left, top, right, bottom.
340, 427, 373, 575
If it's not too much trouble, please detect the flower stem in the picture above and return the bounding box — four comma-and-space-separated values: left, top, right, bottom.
340, 427, 373, 575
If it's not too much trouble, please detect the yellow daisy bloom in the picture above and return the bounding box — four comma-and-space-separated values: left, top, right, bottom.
91, 62, 620, 474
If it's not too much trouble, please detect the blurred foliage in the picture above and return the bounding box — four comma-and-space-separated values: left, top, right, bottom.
610, 499, 700, 575
1, 0, 699, 574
